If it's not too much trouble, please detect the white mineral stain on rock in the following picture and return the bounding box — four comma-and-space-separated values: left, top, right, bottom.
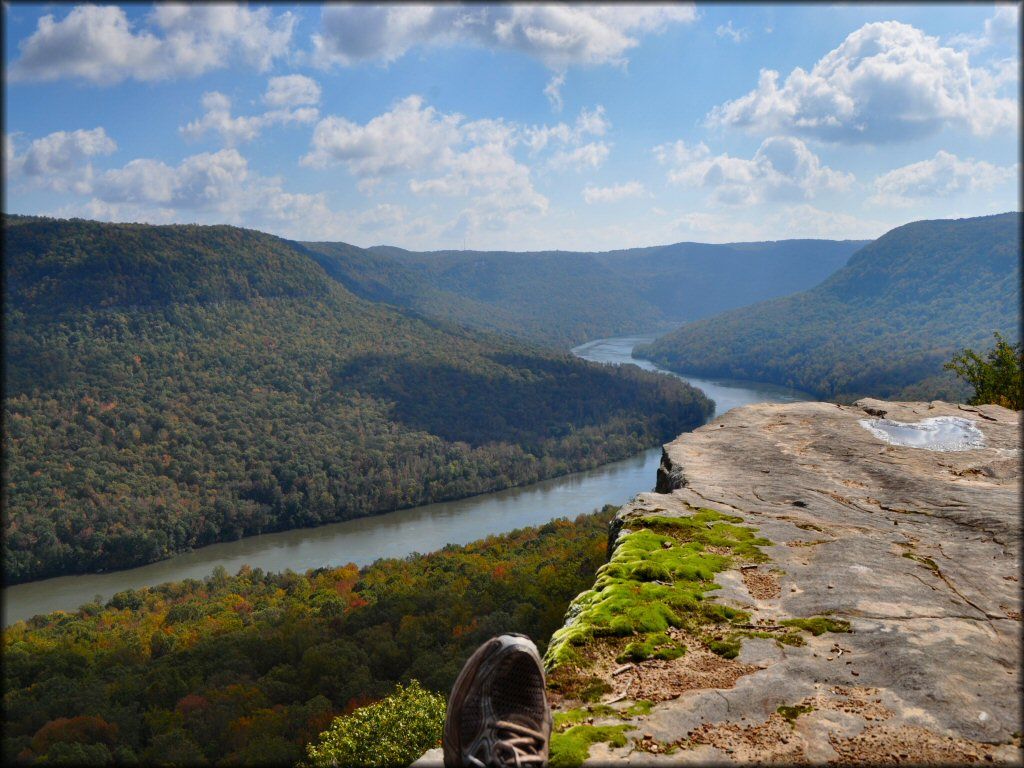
858, 416, 985, 451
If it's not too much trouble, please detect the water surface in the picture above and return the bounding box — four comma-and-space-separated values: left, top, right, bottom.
859, 416, 986, 451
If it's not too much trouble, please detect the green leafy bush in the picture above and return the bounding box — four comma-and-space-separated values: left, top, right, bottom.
945, 332, 1023, 410
305, 681, 445, 768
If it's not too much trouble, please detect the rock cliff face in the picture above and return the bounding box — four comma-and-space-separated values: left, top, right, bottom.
544, 399, 1021, 764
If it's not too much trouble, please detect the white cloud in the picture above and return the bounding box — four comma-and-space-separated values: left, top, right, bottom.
302, 96, 608, 222
870, 150, 1018, 206
263, 75, 322, 108
302, 95, 463, 175
583, 181, 646, 203
9, 3, 295, 84
708, 21, 1018, 142
549, 142, 610, 171
984, 4, 1020, 45
544, 73, 565, 111
523, 107, 606, 154
181, 88, 318, 146
6, 127, 117, 193
950, 4, 1020, 52
94, 149, 249, 209
716, 21, 747, 43
302, 96, 563, 235
656, 136, 853, 205
311, 4, 696, 69
52, 147, 348, 240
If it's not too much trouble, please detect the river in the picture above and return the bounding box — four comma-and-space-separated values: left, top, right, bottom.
2, 336, 811, 625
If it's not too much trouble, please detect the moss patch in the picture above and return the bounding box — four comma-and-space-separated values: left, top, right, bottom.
554, 700, 654, 732
780, 616, 852, 636
777, 703, 815, 724
545, 507, 769, 672
706, 636, 743, 659
549, 724, 630, 768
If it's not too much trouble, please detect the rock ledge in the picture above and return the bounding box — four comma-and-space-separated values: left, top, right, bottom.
547, 399, 1021, 765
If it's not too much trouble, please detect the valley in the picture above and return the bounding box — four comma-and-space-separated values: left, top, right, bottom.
3, 336, 810, 625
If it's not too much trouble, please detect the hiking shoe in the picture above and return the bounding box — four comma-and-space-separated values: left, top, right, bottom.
443, 634, 552, 767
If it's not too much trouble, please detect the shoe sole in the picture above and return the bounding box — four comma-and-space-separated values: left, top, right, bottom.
442, 634, 543, 768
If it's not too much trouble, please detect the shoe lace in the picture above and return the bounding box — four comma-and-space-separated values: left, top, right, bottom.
492, 719, 547, 767
466, 718, 547, 768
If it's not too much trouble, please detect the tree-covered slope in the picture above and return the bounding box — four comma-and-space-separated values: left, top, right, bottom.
306, 242, 668, 347
637, 213, 1021, 401
1, 510, 614, 766
2, 217, 713, 583
300, 238, 865, 348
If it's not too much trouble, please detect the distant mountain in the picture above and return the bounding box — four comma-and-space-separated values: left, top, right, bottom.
300, 239, 866, 348
3, 216, 712, 583
637, 213, 1021, 401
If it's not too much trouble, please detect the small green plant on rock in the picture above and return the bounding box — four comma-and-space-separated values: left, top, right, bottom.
780, 616, 851, 636
777, 703, 815, 724
549, 724, 630, 768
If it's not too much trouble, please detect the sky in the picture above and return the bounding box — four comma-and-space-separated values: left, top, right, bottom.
3, 2, 1020, 251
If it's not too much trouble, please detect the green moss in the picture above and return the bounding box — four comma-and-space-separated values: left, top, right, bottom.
618, 632, 685, 663
624, 700, 653, 717
780, 616, 851, 636
777, 631, 806, 647
549, 725, 630, 768
554, 706, 612, 731
553, 700, 654, 732
545, 507, 769, 673
795, 522, 824, 532
577, 678, 612, 703
706, 637, 742, 659
777, 703, 815, 724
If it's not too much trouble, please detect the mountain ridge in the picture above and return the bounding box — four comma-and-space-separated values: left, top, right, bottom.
303, 236, 866, 347
637, 212, 1021, 401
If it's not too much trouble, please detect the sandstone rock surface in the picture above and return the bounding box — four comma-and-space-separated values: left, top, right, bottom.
550, 399, 1021, 765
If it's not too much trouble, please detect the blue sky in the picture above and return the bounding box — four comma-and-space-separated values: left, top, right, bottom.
4, 3, 1020, 250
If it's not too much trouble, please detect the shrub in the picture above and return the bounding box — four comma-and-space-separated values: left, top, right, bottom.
304, 681, 445, 768
945, 332, 1023, 410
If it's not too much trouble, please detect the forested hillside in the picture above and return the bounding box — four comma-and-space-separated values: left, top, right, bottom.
301, 239, 865, 348
2, 510, 614, 765
637, 213, 1021, 401
2, 217, 712, 583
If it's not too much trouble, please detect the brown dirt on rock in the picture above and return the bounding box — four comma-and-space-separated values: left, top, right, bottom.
828, 724, 1005, 764
684, 712, 810, 764
557, 631, 761, 705
816, 686, 891, 722
742, 568, 782, 599
615, 630, 758, 703
704, 545, 734, 556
